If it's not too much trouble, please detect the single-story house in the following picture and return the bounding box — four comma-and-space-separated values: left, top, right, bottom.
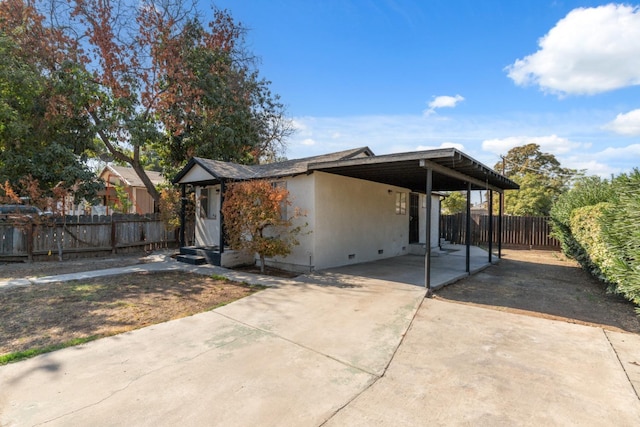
173, 147, 519, 288
98, 165, 164, 215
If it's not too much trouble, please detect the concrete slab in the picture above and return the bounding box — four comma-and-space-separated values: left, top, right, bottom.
0, 308, 375, 426
307, 244, 492, 290
0, 268, 425, 426
218, 277, 426, 376
606, 330, 640, 400
326, 299, 640, 426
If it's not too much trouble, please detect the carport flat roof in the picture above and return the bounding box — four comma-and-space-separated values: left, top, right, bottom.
308, 148, 519, 193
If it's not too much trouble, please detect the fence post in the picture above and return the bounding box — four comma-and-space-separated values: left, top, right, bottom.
111, 219, 117, 254
27, 222, 34, 262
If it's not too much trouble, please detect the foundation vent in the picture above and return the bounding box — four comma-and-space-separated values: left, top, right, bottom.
348, 254, 356, 260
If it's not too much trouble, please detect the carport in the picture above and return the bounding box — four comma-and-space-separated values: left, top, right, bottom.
308, 148, 519, 292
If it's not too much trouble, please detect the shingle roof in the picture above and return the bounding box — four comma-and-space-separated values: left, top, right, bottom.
172, 146, 519, 192
172, 147, 374, 183
101, 165, 165, 187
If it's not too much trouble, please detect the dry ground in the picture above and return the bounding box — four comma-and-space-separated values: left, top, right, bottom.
0, 269, 263, 358
436, 248, 640, 334
2, 248, 639, 362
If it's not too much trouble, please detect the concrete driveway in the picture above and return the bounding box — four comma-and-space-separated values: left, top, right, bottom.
2, 258, 640, 426
0, 270, 426, 426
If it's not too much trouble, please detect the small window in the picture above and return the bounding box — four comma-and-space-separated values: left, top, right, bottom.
200, 188, 218, 219
395, 192, 407, 215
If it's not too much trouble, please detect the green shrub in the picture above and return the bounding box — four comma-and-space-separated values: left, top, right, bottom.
549, 176, 614, 261
601, 170, 640, 306
569, 203, 615, 285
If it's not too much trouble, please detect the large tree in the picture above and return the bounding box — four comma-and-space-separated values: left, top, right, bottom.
494, 143, 579, 216
0, 30, 102, 202
1, 0, 293, 204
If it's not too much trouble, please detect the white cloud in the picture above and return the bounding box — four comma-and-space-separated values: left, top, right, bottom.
605, 109, 640, 135
482, 135, 583, 156
506, 4, 640, 95
424, 95, 464, 116
596, 143, 640, 159
285, 114, 635, 179
416, 142, 465, 151
563, 144, 640, 177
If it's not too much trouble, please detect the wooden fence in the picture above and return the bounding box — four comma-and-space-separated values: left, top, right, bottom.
0, 214, 195, 261
440, 214, 560, 249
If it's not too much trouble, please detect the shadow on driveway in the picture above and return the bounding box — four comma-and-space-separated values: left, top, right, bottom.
435, 249, 640, 333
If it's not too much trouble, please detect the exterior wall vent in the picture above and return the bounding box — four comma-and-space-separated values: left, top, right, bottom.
348, 254, 356, 260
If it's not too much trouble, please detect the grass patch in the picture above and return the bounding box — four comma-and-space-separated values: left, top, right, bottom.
0, 336, 99, 366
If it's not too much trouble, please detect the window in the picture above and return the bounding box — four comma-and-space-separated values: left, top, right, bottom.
200, 187, 218, 219
395, 192, 407, 215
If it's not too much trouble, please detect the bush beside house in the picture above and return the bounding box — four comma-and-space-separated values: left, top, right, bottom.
550, 171, 640, 309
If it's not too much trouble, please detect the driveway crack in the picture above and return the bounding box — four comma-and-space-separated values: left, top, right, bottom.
319, 291, 428, 426
603, 329, 640, 401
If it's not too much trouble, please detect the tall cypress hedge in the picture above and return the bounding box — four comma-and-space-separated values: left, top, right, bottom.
601, 170, 640, 306
550, 171, 640, 309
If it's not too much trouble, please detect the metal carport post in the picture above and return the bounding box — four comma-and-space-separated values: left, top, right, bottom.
424, 168, 433, 296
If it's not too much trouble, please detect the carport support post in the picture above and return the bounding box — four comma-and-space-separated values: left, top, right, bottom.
466, 182, 471, 273
424, 168, 433, 296
498, 191, 503, 259
219, 180, 226, 253
488, 189, 493, 263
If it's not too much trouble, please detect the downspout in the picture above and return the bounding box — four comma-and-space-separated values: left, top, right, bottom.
425, 168, 433, 297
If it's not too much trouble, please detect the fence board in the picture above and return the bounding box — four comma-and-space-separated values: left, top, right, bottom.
440, 214, 560, 249
0, 216, 194, 261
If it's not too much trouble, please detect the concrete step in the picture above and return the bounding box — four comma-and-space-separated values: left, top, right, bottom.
180, 246, 199, 256
176, 254, 207, 265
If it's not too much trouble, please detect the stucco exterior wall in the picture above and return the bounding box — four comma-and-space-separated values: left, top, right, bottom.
262, 174, 316, 273
311, 172, 409, 270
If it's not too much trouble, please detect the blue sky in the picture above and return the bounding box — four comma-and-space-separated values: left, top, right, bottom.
211, 0, 640, 176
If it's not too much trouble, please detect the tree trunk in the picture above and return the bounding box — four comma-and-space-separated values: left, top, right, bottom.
259, 254, 265, 273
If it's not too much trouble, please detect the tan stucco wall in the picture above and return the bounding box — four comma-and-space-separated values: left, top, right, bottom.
311, 172, 409, 270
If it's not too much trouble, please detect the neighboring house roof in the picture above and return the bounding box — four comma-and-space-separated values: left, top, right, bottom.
173, 146, 519, 193
173, 147, 374, 184
101, 165, 165, 187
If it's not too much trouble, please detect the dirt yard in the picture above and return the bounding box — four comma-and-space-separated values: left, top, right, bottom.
436, 248, 640, 334
0, 269, 264, 358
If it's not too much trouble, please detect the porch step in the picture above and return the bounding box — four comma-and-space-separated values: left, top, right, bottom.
176, 254, 207, 265
178, 246, 221, 266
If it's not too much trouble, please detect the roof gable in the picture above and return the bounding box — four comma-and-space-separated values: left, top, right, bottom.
100, 165, 165, 187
